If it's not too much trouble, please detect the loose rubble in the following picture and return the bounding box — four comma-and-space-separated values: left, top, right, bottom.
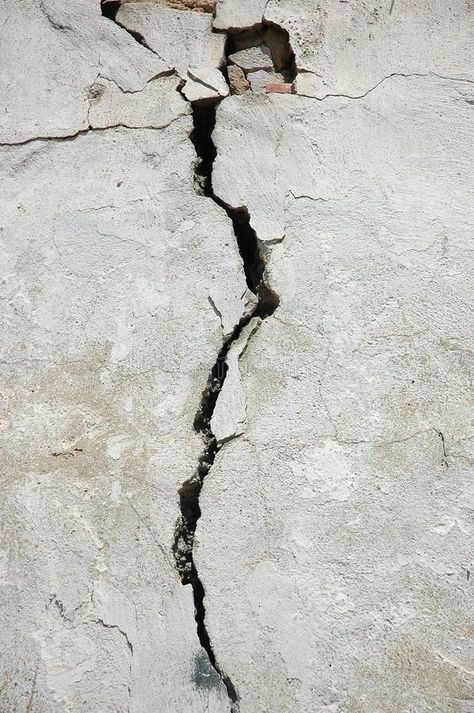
247, 70, 284, 93
117, 2, 226, 101
228, 45, 274, 73
227, 65, 249, 95
225, 25, 296, 96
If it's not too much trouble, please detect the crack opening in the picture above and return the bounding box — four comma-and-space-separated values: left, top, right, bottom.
100, 0, 120, 21
173, 98, 279, 710
225, 21, 297, 89
98, 8, 280, 705
190, 104, 217, 196
190, 103, 279, 315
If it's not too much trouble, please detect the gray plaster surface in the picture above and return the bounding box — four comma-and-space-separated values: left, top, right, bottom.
1, 1, 473, 711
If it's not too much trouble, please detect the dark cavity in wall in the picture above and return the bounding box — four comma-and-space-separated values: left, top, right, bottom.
225, 22, 297, 84
190, 104, 216, 198
100, 0, 120, 20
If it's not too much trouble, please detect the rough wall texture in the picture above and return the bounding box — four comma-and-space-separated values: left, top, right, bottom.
202, 78, 474, 712
1, 0, 473, 712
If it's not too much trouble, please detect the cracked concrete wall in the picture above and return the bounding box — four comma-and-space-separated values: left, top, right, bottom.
265, 0, 473, 98
1, 0, 473, 712
1, 1, 246, 710
0, 124, 243, 709
195, 3, 474, 711
0, 0, 171, 143
198, 77, 474, 711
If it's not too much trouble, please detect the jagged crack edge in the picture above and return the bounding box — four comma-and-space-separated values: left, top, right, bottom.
172, 101, 279, 710
98, 3, 238, 702
96, 8, 279, 707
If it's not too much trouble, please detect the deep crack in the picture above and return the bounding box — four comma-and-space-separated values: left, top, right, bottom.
173, 101, 279, 710
100, 0, 120, 21
99, 4, 280, 706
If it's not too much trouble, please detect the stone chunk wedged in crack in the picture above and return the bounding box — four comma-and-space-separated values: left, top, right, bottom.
225, 23, 297, 95
183, 68, 230, 102
227, 65, 250, 96
247, 70, 284, 93
228, 45, 274, 73
211, 318, 261, 445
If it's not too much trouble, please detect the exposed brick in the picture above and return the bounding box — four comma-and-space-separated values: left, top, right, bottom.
265, 83, 293, 94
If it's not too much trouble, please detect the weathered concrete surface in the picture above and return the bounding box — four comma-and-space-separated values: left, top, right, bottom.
2, 0, 474, 711
0, 3, 249, 711
117, 2, 227, 100
213, 0, 267, 31
264, 0, 473, 98
0, 120, 245, 710
0, 0, 170, 143
197, 19, 474, 713
88, 74, 189, 129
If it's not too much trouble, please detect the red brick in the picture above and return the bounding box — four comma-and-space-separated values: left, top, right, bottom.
265, 83, 293, 94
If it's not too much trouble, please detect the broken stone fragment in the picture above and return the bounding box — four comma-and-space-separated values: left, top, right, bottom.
213, 0, 268, 30
188, 67, 229, 96
248, 70, 284, 93
227, 289, 258, 336
266, 82, 293, 94
182, 78, 219, 102
117, 2, 225, 81
183, 67, 230, 102
208, 287, 257, 340
211, 318, 261, 444
228, 45, 274, 74
227, 65, 250, 95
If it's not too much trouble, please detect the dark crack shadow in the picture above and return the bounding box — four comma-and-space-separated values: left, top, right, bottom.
97, 6, 284, 707
173, 100, 279, 711
100, 0, 120, 21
